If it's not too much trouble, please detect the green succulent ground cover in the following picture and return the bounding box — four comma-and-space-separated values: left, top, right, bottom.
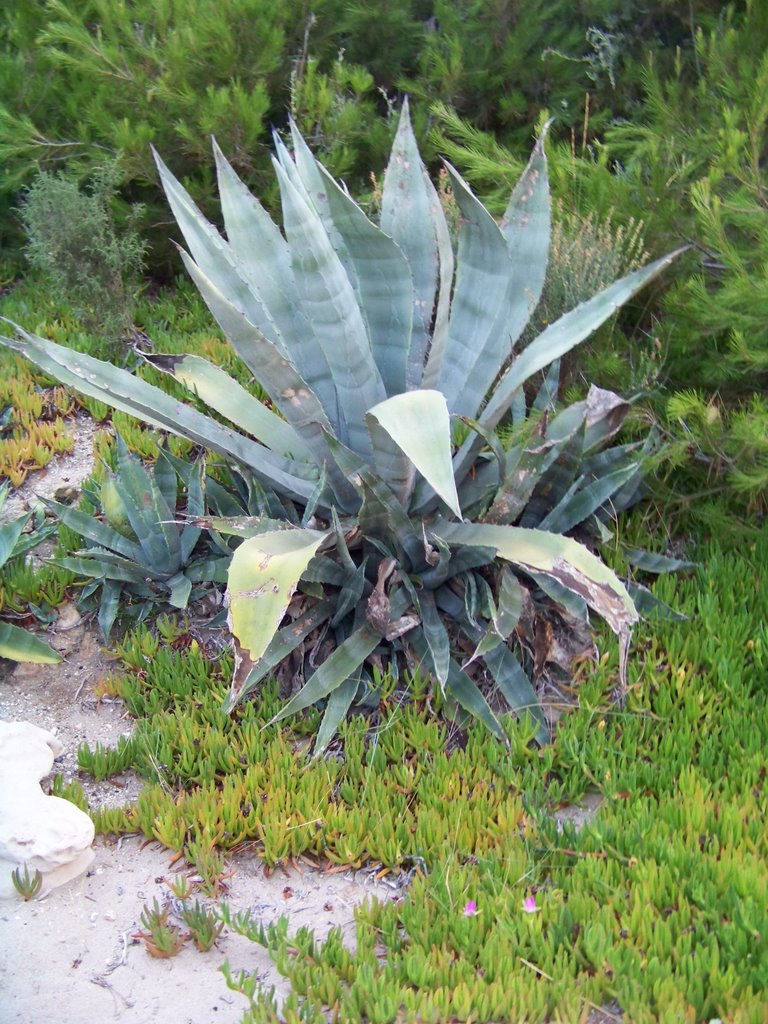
63, 527, 767, 1023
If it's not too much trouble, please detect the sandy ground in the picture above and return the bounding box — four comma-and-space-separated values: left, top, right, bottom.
2, 413, 99, 526
0, 620, 399, 1024
1, 433, 398, 1024
0, 835, 394, 1024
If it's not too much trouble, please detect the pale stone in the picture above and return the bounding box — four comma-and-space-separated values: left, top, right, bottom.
55, 602, 82, 632
0, 721, 95, 899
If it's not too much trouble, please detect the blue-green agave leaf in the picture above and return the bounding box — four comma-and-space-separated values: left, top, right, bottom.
273, 159, 387, 457
625, 549, 696, 573
482, 642, 549, 743
289, 123, 414, 398
212, 137, 306, 354
166, 572, 193, 609
270, 624, 379, 722
423, 161, 512, 418
539, 462, 641, 535
226, 598, 335, 710
227, 527, 328, 669
0, 324, 320, 505
114, 436, 180, 575
313, 676, 360, 757
144, 352, 312, 462
0, 514, 29, 567
413, 627, 505, 740
380, 99, 448, 389
626, 581, 689, 621
417, 590, 451, 691
500, 122, 551, 351
98, 578, 123, 641
152, 443, 178, 512
42, 497, 143, 562
153, 147, 285, 350
434, 522, 637, 637
481, 249, 686, 431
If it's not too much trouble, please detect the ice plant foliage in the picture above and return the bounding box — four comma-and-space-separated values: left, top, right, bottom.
0, 103, 681, 745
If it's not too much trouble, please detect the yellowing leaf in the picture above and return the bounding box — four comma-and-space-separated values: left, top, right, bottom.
367, 390, 461, 517
227, 528, 327, 667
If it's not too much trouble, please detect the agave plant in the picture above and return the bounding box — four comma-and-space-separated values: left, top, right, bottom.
46, 437, 230, 638
0, 484, 61, 663
0, 103, 681, 745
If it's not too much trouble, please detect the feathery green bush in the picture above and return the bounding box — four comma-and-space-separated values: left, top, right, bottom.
0, 0, 724, 272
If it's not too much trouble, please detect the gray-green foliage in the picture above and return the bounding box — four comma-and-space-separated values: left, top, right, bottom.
0, 105, 680, 743
48, 437, 229, 639
19, 160, 145, 357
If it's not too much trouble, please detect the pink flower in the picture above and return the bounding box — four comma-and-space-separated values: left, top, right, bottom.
523, 896, 538, 914
464, 900, 478, 916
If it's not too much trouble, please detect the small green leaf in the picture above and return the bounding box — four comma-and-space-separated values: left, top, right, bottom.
0, 515, 29, 567
166, 573, 193, 609
538, 462, 641, 535
314, 677, 359, 757
417, 590, 450, 691
626, 582, 688, 621
271, 624, 380, 722
271, 589, 411, 722
0, 622, 62, 664
481, 642, 549, 743
43, 497, 143, 562
98, 579, 123, 640
115, 436, 180, 575
626, 549, 696, 573
226, 598, 335, 710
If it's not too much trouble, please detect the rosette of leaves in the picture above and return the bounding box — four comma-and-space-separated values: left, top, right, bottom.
46, 437, 230, 638
0, 103, 681, 745
0, 484, 61, 663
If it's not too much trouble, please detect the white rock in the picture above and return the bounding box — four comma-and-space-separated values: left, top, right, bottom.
0, 721, 95, 899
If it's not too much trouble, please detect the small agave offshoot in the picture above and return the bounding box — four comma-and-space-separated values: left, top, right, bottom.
0, 102, 682, 748
45, 437, 231, 638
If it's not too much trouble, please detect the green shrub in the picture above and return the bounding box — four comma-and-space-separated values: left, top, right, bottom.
605, 0, 768, 509
0, 0, 297, 269
0, 0, 724, 273
432, 2, 768, 513
19, 159, 145, 358
289, 51, 396, 188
